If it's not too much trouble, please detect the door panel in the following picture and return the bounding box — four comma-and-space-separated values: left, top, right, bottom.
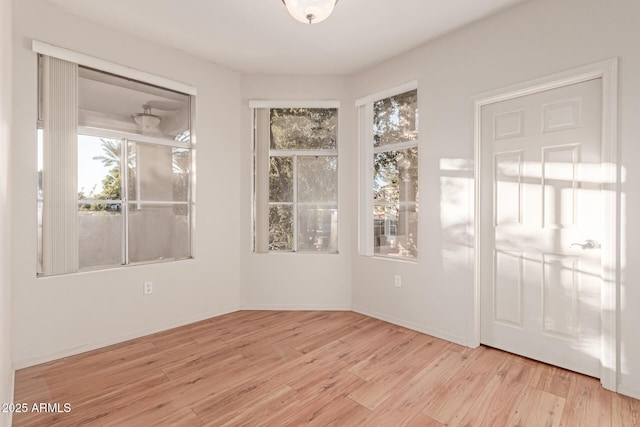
481, 78, 602, 377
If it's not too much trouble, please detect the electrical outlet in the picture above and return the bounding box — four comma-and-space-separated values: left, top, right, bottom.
394, 275, 402, 287
143, 281, 153, 295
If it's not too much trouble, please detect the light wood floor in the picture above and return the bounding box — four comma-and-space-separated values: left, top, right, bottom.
13, 311, 640, 426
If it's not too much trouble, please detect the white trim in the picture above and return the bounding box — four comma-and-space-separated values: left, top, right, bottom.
617, 385, 640, 400
472, 58, 619, 391
78, 126, 190, 148
292, 155, 298, 250
373, 139, 419, 154
352, 306, 468, 346
239, 304, 352, 311
355, 80, 418, 107
370, 254, 419, 264
358, 104, 374, 256
249, 100, 340, 109
253, 109, 270, 253
126, 200, 189, 206
188, 97, 196, 259
32, 40, 197, 96
270, 149, 337, 157
373, 201, 419, 207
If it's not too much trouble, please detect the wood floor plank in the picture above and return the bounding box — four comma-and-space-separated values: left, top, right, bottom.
12, 310, 639, 427
613, 392, 640, 426
529, 364, 574, 399
214, 385, 301, 427
348, 328, 421, 381
406, 413, 446, 427
454, 357, 536, 427
46, 374, 179, 426
361, 349, 470, 426
104, 406, 205, 427
259, 371, 365, 427
303, 395, 369, 427
560, 373, 613, 427
420, 345, 513, 424
507, 386, 565, 427
348, 336, 449, 410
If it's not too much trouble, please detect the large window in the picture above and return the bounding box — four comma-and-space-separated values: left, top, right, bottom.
37, 54, 193, 276
253, 106, 338, 253
359, 87, 418, 259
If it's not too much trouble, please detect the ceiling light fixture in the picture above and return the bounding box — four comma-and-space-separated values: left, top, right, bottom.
281, 0, 339, 24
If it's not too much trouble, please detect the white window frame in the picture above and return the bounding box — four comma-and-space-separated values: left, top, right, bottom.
356, 81, 419, 259
250, 100, 340, 254
32, 40, 196, 96
34, 42, 196, 276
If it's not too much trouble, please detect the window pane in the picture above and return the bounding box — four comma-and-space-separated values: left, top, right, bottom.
374, 204, 418, 258
269, 204, 293, 251
374, 147, 418, 203
37, 129, 43, 273
78, 136, 122, 201
128, 204, 189, 263
128, 142, 189, 202
298, 156, 337, 203
270, 108, 337, 150
37, 200, 43, 273
78, 66, 190, 141
298, 206, 338, 252
269, 157, 293, 202
374, 90, 418, 147
78, 204, 122, 269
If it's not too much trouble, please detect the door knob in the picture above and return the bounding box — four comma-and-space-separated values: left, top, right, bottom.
570, 239, 600, 250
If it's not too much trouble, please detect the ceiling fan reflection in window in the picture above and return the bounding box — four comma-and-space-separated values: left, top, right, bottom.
131, 100, 187, 136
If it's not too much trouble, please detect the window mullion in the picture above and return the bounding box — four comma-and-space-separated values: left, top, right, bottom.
121, 138, 129, 266
78, 125, 190, 149
270, 149, 337, 157
292, 155, 298, 252
254, 109, 271, 253
360, 104, 374, 256
373, 139, 419, 154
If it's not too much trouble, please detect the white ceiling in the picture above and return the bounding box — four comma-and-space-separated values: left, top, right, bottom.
45, 0, 530, 75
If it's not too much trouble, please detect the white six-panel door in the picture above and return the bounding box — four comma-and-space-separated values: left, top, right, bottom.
480, 78, 603, 377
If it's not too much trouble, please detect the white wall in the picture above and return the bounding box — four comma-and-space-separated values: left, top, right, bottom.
0, 0, 13, 423
9, 0, 640, 401
349, 0, 640, 397
239, 75, 354, 310
11, 0, 243, 367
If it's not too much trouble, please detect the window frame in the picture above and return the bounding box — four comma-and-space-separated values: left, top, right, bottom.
75, 130, 193, 269
34, 42, 197, 276
250, 101, 340, 254
356, 81, 419, 261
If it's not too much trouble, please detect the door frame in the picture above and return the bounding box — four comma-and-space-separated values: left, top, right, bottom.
472, 58, 619, 391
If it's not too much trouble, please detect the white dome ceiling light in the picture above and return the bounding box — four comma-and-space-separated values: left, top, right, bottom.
281, 0, 339, 24
131, 104, 161, 134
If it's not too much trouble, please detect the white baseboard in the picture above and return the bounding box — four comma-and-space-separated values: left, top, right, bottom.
352, 305, 469, 347
13, 306, 239, 369
14, 304, 470, 370
239, 304, 352, 311
617, 384, 640, 400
